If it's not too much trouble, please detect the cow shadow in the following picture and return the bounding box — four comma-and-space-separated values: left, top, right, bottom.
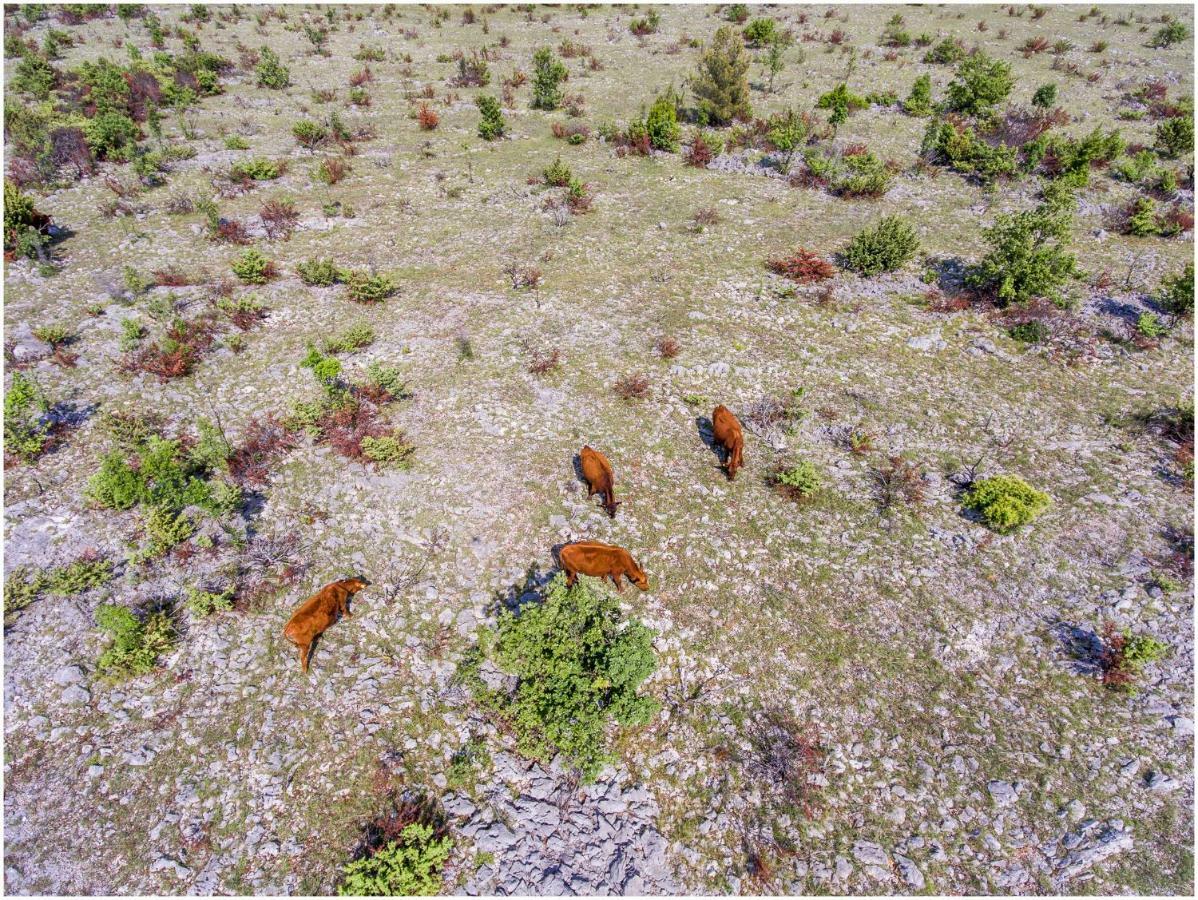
695, 415, 725, 471
486, 561, 556, 618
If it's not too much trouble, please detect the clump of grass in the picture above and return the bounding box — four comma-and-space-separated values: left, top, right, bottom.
1099, 621, 1168, 692
343, 270, 398, 303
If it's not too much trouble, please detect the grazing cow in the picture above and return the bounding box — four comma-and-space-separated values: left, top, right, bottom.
579, 445, 621, 518
282, 577, 369, 673
711, 404, 744, 480
559, 540, 649, 592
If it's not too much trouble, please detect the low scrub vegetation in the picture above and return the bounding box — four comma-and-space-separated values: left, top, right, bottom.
962, 474, 1050, 533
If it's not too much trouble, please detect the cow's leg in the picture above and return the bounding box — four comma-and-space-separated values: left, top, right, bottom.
299, 642, 311, 673
565, 569, 577, 587
340, 595, 352, 618
610, 574, 624, 592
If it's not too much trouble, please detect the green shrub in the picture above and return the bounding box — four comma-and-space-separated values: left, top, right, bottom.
343, 270, 398, 303
1031, 83, 1057, 109
255, 46, 290, 89
297, 257, 341, 286
323, 323, 375, 354
1148, 21, 1187, 48
1125, 196, 1159, 237
691, 25, 752, 125
903, 74, 933, 116
842, 216, 920, 276
95, 603, 175, 681
86, 433, 230, 519
4, 372, 51, 463
1159, 263, 1194, 316
531, 47, 568, 111
766, 109, 807, 172
773, 460, 821, 499
360, 435, 415, 467
836, 151, 893, 197
185, 584, 235, 617
4, 566, 46, 626
83, 111, 140, 160
966, 204, 1077, 305
816, 82, 866, 126
339, 824, 453, 897
1136, 311, 1167, 338
962, 474, 1050, 533
44, 556, 113, 596
743, 17, 778, 47
11, 53, 56, 98
1111, 149, 1162, 185
363, 361, 407, 399
1122, 633, 1169, 668
946, 51, 1014, 115
464, 572, 658, 781
224, 135, 249, 150
4, 180, 51, 260
1154, 115, 1193, 159
231, 248, 276, 284
644, 92, 680, 152
475, 94, 506, 140
1009, 320, 1051, 344
229, 157, 280, 180
923, 37, 966, 65
543, 156, 572, 186
292, 119, 328, 149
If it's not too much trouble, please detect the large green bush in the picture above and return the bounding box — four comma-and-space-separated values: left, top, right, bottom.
464, 573, 658, 781
945, 51, 1014, 115
83, 111, 139, 160
842, 216, 919, 276
903, 74, 933, 116
962, 475, 1050, 533
815, 82, 866, 126
966, 204, 1077, 305
742, 17, 778, 47
691, 25, 752, 125
339, 824, 453, 897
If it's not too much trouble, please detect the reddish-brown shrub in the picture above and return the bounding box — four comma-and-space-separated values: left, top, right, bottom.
527, 347, 562, 375
122, 317, 217, 381
767, 248, 836, 283
154, 267, 192, 286
260, 199, 300, 240
349, 66, 374, 87
655, 336, 681, 359
685, 134, 714, 167
828, 29, 846, 44
417, 103, 439, 130
212, 219, 252, 244
1021, 36, 1050, 56
613, 373, 650, 401
228, 415, 298, 485
872, 455, 926, 509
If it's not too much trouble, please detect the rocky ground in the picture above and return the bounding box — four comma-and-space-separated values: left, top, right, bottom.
3, 3, 1194, 896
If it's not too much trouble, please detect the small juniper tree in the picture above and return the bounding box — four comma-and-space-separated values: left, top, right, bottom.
531, 47, 568, 111
1031, 82, 1057, 109
690, 25, 752, 125
946, 51, 1014, 115
903, 74, 933, 116
644, 92, 680, 151
966, 204, 1078, 306
476, 94, 506, 140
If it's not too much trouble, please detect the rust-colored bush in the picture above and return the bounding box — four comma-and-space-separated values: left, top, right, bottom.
767, 248, 836, 283
655, 336, 681, 359
685, 134, 714, 167
228, 415, 297, 485
417, 103, 439, 130
260, 199, 300, 240
613, 373, 650, 401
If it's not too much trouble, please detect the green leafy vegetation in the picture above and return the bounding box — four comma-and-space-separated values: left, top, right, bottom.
4, 372, 51, 463
462, 573, 658, 781
842, 216, 919, 276
95, 603, 176, 681
339, 824, 453, 897
531, 46, 568, 111
967, 204, 1077, 306
476, 94, 506, 141
691, 25, 752, 125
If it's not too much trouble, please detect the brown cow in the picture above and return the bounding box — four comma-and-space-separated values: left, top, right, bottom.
711, 404, 744, 480
579, 445, 621, 518
558, 540, 649, 592
282, 577, 369, 673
